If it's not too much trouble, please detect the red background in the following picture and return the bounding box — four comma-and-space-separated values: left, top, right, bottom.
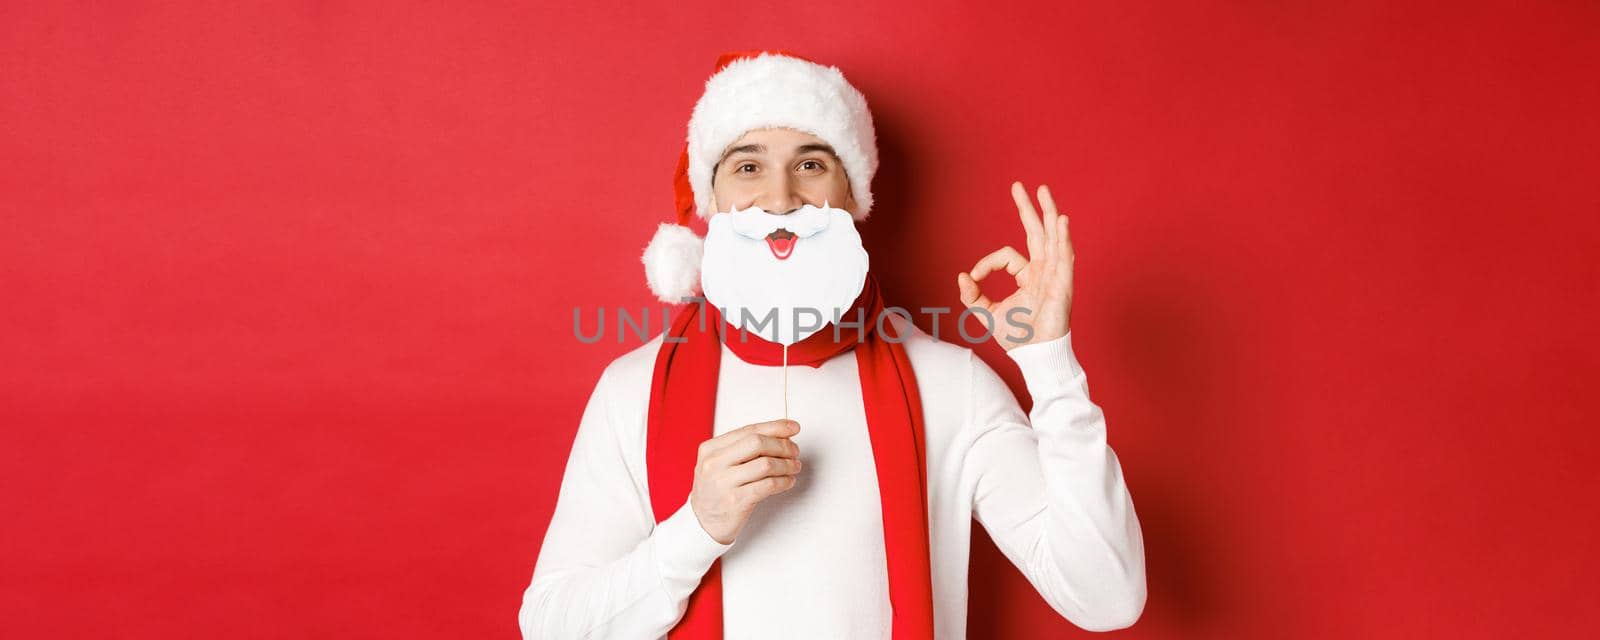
3, 2, 1597, 638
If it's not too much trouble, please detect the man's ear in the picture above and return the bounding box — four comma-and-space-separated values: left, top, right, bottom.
845, 191, 858, 216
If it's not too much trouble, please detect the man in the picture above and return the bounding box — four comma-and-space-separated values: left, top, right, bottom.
519, 50, 1146, 639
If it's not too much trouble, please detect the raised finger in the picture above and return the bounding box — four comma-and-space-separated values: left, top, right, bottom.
1012, 181, 1044, 257
1037, 184, 1059, 245
1057, 216, 1072, 265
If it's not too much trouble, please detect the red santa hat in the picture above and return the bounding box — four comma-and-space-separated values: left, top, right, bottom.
640, 49, 880, 303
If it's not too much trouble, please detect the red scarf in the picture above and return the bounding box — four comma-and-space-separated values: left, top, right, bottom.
646, 271, 937, 638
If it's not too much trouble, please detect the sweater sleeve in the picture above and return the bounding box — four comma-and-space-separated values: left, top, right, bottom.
518, 364, 734, 639
963, 331, 1148, 632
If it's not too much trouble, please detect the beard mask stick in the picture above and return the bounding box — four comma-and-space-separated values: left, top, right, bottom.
700, 201, 870, 420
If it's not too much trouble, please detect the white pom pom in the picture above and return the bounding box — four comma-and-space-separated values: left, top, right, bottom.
641, 222, 704, 303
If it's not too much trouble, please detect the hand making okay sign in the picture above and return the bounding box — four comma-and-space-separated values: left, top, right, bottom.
956, 181, 1075, 350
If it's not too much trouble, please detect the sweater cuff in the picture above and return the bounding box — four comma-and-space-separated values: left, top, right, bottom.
1003, 330, 1086, 397
653, 500, 734, 593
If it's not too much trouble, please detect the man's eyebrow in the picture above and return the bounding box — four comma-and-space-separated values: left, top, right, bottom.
794, 143, 839, 159
718, 143, 765, 166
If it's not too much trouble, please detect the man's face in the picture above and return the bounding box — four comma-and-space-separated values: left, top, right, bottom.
710, 127, 856, 217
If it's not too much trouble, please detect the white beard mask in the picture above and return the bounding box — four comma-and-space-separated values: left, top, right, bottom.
699, 201, 870, 345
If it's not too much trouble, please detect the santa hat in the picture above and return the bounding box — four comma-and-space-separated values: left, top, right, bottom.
640, 49, 880, 303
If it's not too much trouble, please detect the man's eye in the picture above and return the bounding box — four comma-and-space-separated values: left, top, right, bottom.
736, 163, 757, 173
799, 160, 824, 171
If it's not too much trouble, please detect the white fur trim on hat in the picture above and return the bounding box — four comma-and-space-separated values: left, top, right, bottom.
640, 222, 704, 303
686, 53, 878, 221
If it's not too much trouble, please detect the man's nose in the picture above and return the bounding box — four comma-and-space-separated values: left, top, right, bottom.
757, 196, 803, 215
757, 177, 804, 214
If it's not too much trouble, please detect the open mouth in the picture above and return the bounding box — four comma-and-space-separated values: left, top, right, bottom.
765, 228, 797, 260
